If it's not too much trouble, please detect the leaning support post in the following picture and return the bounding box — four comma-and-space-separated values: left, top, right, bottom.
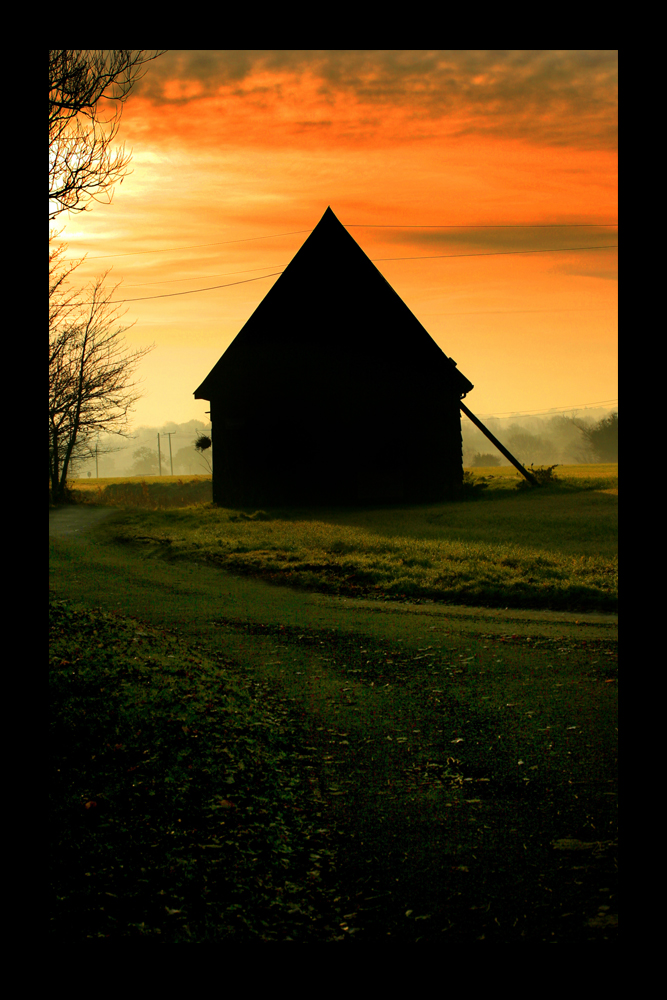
459, 401, 539, 486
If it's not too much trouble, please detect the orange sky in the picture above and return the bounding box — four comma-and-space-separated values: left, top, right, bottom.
54, 50, 618, 431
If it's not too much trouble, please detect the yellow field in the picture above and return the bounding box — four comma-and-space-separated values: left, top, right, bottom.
69, 474, 211, 490
69, 466, 616, 489
464, 463, 617, 479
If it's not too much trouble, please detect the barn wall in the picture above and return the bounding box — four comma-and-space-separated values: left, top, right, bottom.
210, 389, 464, 508
198, 208, 472, 509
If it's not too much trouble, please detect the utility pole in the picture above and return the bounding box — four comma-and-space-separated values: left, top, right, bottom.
162, 432, 176, 476
157, 433, 162, 476
95, 442, 99, 479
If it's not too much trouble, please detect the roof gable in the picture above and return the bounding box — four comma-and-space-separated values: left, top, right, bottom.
195, 206, 473, 400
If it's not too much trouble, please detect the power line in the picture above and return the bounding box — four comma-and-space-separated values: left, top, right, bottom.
66, 230, 312, 261
125, 249, 621, 290
123, 265, 284, 288
105, 245, 618, 303
374, 245, 618, 262
65, 223, 619, 262
473, 398, 618, 418
108, 272, 284, 303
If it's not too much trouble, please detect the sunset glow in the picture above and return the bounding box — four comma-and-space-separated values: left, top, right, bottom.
55, 50, 618, 429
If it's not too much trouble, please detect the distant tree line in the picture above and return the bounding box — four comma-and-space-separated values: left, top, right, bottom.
69, 420, 213, 478
128, 432, 212, 477
571, 411, 618, 462
462, 410, 618, 467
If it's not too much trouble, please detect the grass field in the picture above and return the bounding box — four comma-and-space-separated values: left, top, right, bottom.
50, 465, 618, 941
66, 465, 618, 613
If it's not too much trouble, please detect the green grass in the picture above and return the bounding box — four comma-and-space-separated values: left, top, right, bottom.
50, 570, 618, 942
50, 464, 618, 940
50, 597, 345, 942
78, 465, 617, 613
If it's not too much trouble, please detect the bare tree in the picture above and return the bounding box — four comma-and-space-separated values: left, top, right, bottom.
49, 49, 165, 220
49, 252, 154, 502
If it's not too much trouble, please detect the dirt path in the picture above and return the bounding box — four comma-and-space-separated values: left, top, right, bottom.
49, 504, 119, 537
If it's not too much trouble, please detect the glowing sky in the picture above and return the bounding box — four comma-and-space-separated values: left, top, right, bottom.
55, 50, 618, 430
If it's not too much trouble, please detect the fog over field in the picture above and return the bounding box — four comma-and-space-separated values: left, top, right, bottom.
72, 407, 617, 480
460, 406, 617, 468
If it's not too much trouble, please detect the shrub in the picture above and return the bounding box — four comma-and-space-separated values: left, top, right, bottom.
49, 484, 78, 507
460, 471, 490, 497
471, 452, 501, 467
516, 464, 559, 489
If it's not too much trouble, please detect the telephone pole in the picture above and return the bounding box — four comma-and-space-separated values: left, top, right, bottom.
162, 432, 176, 476
163, 431, 176, 476
156, 433, 176, 476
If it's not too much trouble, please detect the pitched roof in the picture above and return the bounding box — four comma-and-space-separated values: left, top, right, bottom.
194, 206, 474, 401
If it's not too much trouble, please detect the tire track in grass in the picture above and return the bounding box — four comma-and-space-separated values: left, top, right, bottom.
50, 525, 617, 941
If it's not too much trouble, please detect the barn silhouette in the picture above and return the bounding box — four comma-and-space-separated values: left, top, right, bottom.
194, 206, 475, 507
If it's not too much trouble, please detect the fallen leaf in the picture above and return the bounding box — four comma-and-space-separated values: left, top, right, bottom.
587, 912, 618, 928
551, 838, 597, 851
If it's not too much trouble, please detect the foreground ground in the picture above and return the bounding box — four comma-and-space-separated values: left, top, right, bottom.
49, 504, 618, 942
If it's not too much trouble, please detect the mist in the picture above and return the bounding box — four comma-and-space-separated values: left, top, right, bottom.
69, 408, 617, 480
72, 419, 213, 479
461, 407, 617, 468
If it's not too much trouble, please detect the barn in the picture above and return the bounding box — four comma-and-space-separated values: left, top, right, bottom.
194, 206, 474, 507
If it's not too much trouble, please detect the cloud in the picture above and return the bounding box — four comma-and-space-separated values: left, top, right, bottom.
372, 225, 618, 279
381, 226, 617, 252
136, 50, 618, 150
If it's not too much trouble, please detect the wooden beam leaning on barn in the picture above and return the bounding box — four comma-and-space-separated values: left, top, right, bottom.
459, 401, 540, 486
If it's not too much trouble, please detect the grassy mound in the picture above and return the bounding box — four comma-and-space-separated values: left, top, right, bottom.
85, 466, 617, 613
